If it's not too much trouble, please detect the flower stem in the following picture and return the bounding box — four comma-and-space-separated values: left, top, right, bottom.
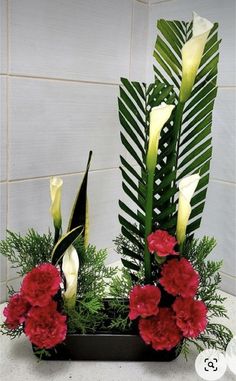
144, 168, 155, 283
173, 102, 185, 167
170, 101, 185, 205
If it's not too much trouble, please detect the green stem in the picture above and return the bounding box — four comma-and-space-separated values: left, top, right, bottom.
144, 169, 155, 283
170, 101, 185, 205
179, 242, 184, 255
173, 102, 185, 167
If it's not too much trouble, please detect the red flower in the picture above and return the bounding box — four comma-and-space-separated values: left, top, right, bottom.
139, 308, 182, 351
159, 258, 199, 298
129, 285, 161, 320
21, 263, 61, 307
173, 297, 208, 338
24, 300, 67, 349
147, 230, 178, 257
3, 293, 30, 329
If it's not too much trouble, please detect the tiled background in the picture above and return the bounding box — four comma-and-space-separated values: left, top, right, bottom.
0, 0, 235, 301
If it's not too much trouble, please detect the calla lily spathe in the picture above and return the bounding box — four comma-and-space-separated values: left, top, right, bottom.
50, 176, 63, 230
179, 12, 214, 103
147, 103, 175, 171
62, 245, 79, 309
144, 103, 175, 281
176, 174, 200, 244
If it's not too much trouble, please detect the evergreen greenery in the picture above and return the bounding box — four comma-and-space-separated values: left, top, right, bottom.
0, 229, 53, 276
182, 237, 233, 353
107, 268, 132, 332
113, 232, 145, 282
0, 322, 24, 339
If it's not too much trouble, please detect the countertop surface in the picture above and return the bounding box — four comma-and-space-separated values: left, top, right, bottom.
0, 290, 235, 381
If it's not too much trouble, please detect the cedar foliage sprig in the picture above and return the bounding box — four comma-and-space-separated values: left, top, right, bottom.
0, 322, 24, 339
182, 236, 233, 352
107, 268, 133, 332
0, 229, 53, 276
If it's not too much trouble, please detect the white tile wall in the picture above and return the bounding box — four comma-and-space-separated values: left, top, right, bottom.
220, 272, 236, 296
0, 282, 6, 303
1, 0, 236, 300
0, 75, 7, 181
9, 0, 132, 83
1, 0, 141, 301
0, 183, 7, 302
198, 180, 236, 278
211, 89, 236, 183
130, 1, 149, 82
0, 0, 7, 74
9, 77, 122, 179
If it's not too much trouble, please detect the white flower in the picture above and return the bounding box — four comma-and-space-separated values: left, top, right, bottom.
147, 103, 175, 171
62, 245, 79, 309
179, 12, 214, 102
176, 174, 200, 244
50, 176, 63, 230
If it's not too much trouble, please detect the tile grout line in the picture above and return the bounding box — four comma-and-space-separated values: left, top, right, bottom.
3, 174, 235, 186
5, 166, 121, 184
220, 271, 236, 280
210, 178, 236, 186
1, 73, 235, 90
6, 73, 120, 87
150, 0, 178, 4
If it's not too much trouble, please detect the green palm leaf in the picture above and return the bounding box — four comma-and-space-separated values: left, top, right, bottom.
118, 18, 220, 279
153, 19, 220, 235
118, 78, 175, 275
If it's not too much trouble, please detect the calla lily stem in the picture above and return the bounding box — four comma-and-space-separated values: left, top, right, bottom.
171, 101, 185, 205
144, 169, 155, 283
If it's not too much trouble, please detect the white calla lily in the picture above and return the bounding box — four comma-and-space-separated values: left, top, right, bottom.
179, 12, 214, 103
147, 103, 175, 171
50, 176, 63, 230
62, 245, 79, 309
176, 174, 200, 244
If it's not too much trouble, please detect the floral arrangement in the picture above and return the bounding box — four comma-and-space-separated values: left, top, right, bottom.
0, 12, 233, 361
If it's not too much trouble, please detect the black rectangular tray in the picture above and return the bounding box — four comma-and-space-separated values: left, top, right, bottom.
33, 332, 180, 361
33, 295, 180, 361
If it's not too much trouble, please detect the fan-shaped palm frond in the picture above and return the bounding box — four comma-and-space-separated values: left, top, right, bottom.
153, 19, 220, 235
117, 18, 220, 280
118, 78, 175, 277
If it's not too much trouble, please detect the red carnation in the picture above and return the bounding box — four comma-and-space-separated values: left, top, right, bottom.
21, 263, 61, 307
24, 300, 67, 349
147, 230, 178, 257
139, 308, 182, 351
3, 293, 30, 329
129, 285, 161, 320
173, 297, 208, 338
159, 258, 199, 298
